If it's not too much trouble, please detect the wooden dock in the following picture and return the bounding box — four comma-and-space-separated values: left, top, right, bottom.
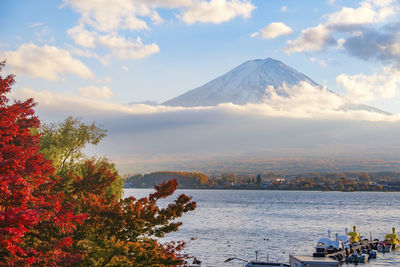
323, 239, 378, 263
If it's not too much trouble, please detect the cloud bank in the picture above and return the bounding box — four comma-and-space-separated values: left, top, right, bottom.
11, 82, 399, 122
9, 80, 400, 172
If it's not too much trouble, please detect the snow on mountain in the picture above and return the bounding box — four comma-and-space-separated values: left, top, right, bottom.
163, 57, 326, 107
162, 57, 389, 114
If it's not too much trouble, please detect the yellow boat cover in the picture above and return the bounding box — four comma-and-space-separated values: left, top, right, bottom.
348, 232, 360, 243
385, 233, 400, 245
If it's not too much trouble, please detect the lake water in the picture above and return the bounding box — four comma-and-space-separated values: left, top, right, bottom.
124, 189, 400, 266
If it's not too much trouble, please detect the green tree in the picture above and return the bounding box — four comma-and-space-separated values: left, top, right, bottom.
40, 116, 106, 175
39, 117, 123, 199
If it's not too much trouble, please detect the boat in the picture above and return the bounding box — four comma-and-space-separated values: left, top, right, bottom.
377, 241, 385, 252
384, 227, 400, 249
384, 243, 392, 252
313, 232, 345, 257
337, 234, 351, 249
369, 250, 377, 258
313, 237, 330, 257
348, 251, 369, 264
362, 248, 377, 259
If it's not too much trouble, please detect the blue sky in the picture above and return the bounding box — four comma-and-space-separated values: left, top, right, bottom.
2, 0, 400, 171
2, 0, 399, 109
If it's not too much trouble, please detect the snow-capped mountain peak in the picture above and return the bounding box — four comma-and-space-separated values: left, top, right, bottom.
163, 57, 322, 107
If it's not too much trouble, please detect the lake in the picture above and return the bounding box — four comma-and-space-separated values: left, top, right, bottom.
124, 189, 400, 266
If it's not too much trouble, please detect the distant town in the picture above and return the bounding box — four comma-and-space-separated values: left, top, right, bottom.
124, 171, 400, 191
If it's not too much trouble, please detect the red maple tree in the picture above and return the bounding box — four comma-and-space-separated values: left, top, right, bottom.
0, 62, 83, 265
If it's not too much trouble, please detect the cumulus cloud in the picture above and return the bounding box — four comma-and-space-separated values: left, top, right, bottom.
63, 0, 151, 32
97, 34, 160, 60
68, 27, 160, 61
286, 24, 335, 53
286, 0, 399, 53
0, 43, 94, 80
179, 0, 255, 24
68, 24, 97, 48
252, 22, 293, 39
64, 0, 255, 32
80, 85, 114, 98
280, 6, 287, 12
327, 0, 396, 27
337, 65, 400, 102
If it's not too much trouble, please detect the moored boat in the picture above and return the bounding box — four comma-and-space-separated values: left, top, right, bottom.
384, 227, 400, 249
377, 241, 385, 252
348, 251, 369, 264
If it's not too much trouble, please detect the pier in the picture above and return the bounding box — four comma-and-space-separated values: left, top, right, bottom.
325, 239, 378, 263
290, 239, 378, 267
290, 226, 400, 266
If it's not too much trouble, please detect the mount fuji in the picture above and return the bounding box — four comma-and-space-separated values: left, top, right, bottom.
163, 57, 328, 106
162, 58, 386, 115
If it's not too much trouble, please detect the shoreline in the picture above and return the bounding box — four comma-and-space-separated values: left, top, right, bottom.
124, 187, 400, 192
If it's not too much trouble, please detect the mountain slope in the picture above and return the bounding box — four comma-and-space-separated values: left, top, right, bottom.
163, 58, 326, 107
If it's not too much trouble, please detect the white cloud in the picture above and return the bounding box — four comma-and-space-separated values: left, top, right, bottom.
71, 48, 100, 59
286, 24, 334, 53
336, 38, 346, 49
0, 43, 94, 80
80, 85, 114, 98
336, 65, 400, 102
64, 0, 256, 32
327, 1, 395, 27
68, 24, 98, 48
11, 88, 205, 117
97, 34, 160, 60
286, 0, 399, 53
280, 6, 287, 12
63, 0, 150, 32
11, 82, 398, 122
253, 22, 293, 39
179, 0, 255, 24
68, 26, 160, 61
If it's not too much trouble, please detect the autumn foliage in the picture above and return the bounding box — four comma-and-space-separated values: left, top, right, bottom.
0, 62, 196, 266
67, 162, 196, 266
0, 62, 84, 265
